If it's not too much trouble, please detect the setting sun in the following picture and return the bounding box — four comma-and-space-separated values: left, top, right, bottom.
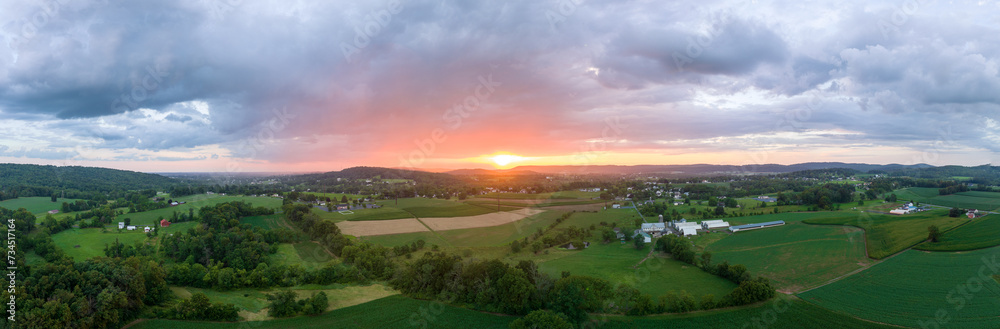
490, 154, 523, 166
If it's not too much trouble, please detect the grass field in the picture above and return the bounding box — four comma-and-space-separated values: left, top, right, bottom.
916, 214, 1000, 251
432, 210, 567, 247
803, 209, 968, 259
117, 195, 283, 226
168, 283, 398, 321
0, 197, 81, 214
51, 228, 149, 260
537, 241, 736, 299
705, 222, 869, 292
131, 295, 513, 329
271, 242, 336, 269
310, 205, 415, 222
561, 209, 642, 228
799, 246, 1000, 328
242, 214, 290, 230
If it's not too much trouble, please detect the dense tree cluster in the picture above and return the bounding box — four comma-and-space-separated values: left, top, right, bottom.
8, 256, 168, 328
158, 292, 240, 321
265, 291, 329, 318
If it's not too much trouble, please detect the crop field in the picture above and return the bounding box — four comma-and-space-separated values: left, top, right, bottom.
799, 246, 1000, 328
420, 208, 544, 231
297, 192, 368, 202
706, 222, 869, 292
803, 209, 967, 259
360, 230, 450, 248
892, 188, 1000, 211
561, 209, 642, 228
52, 228, 148, 260
537, 241, 736, 299
0, 197, 81, 214
117, 195, 283, 226
242, 214, 289, 230
309, 206, 414, 222
432, 210, 566, 247
131, 295, 513, 329
337, 218, 430, 237
916, 214, 1000, 251
477, 192, 556, 200
549, 190, 602, 199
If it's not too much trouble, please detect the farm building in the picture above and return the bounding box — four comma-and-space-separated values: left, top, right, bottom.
126, 225, 137, 231
118, 222, 125, 229
612, 204, 621, 209
641, 222, 666, 233
160, 219, 171, 227
755, 196, 778, 202
729, 221, 785, 232
889, 209, 911, 215
143, 226, 151, 233
633, 230, 652, 243
967, 209, 982, 219
47, 209, 59, 214
680, 227, 698, 236
701, 220, 730, 230
336, 204, 350, 210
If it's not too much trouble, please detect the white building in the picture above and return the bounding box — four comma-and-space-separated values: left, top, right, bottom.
701, 220, 730, 230
118, 222, 125, 229
143, 226, 151, 233
126, 225, 137, 231
641, 223, 666, 233
680, 227, 698, 236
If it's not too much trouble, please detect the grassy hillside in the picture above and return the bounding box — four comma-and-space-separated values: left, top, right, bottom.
51, 228, 149, 261
117, 195, 282, 226
799, 246, 1000, 328
893, 187, 1000, 211
0, 163, 176, 192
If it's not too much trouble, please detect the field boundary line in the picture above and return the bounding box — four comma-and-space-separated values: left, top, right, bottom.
401, 208, 454, 248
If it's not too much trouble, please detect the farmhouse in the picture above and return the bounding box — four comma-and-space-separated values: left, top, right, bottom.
967, 209, 982, 219
701, 219, 730, 230
336, 204, 350, 210
126, 225, 137, 231
729, 221, 785, 232
118, 222, 125, 229
755, 196, 777, 203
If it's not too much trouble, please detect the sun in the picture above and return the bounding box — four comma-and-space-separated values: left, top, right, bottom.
490, 154, 522, 167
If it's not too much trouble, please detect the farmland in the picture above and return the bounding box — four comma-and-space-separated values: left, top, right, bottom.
915, 214, 1000, 251
892, 187, 1000, 211
798, 246, 1000, 328
0, 196, 81, 214
537, 241, 737, 299
706, 222, 869, 292
117, 195, 283, 226
803, 209, 968, 259
51, 227, 149, 260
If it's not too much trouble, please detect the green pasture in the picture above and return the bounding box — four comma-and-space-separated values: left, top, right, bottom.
117, 195, 282, 226
0, 197, 81, 215
916, 214, 1000, 251
51, 227, 149, 261
803, 209, 967, 259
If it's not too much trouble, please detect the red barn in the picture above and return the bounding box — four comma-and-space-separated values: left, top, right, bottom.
160, 219, 172, 227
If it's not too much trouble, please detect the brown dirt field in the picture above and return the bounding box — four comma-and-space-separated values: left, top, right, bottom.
421, 208, 545, 231
338, 218, 430, 236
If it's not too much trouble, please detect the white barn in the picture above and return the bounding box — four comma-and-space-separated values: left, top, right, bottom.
701, 220, 730, 230
118, 222, 125, 229
641, 223, 666, 233
680, 227, 698, 236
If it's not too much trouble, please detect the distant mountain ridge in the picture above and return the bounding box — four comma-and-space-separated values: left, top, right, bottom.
0, 163, 177, 192
444, 162, 935, 176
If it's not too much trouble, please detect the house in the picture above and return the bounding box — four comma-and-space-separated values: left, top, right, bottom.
143, 226, 151, 233
641, 223, 666, 233
967, 209, 981, 219
755, 196, 778, 203
160, 219, 171, 227
729, 221, 785, 232
170, 202, 179, 206
612, 204, 621, 209
126, 225, 137, 231
118, 222, 125, 229
336, 204, 350, 210
47, 210, 59, 214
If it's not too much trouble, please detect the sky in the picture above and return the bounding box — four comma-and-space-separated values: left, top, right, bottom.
1, 0, 999, 173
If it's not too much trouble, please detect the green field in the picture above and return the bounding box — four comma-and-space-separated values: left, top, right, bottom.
361, 210, 569, 248
0, 197, 81, 214
561, 209, 642, 228
537, 241, 737, 299
242, 214, 289, 230
51, 228, 149, 260
131, 295, 513, 329
706, 222, 869, 292
168, 283, 398, 320
916, 215, 1000, 251
310, 205, 415, 222
271, 242, 336, 269
799, 246, 1000, 328
803, 209, 968, 259
892, 188, 1000, 211
117, 195, 283, 226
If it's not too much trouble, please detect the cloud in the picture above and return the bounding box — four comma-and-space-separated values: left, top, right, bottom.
0, 0, 998, 170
